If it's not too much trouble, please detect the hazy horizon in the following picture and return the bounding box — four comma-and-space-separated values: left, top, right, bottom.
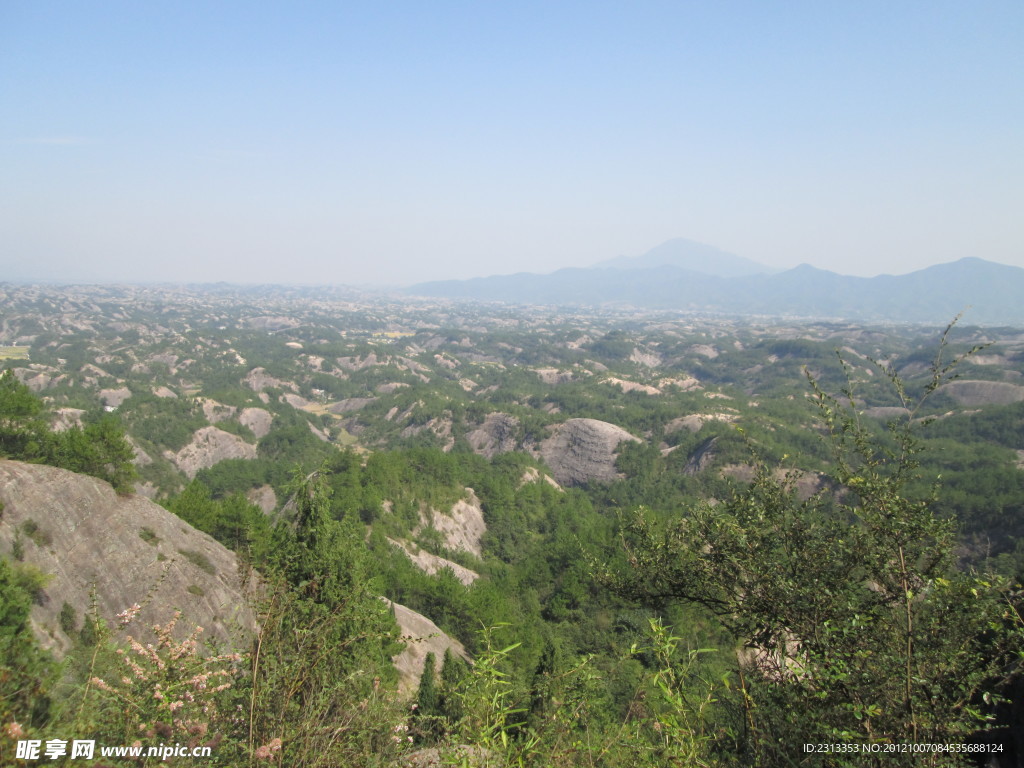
3, 2, 1022, 286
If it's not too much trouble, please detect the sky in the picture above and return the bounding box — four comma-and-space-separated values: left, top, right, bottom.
2, 2, 1022, 286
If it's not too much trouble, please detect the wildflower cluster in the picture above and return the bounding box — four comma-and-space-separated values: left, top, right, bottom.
86, 608, 245, 757
391, 722, 413, 744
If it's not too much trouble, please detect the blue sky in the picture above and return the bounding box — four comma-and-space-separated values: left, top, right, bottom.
2, 2, 1022, 285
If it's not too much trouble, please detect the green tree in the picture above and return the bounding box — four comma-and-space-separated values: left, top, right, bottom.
0, 557, 55, 729
0, 370, 137, 492
0, 370, 49, 460
55, 416, 137, 493
246, 469, 405, 766
602, 327, 1019, 765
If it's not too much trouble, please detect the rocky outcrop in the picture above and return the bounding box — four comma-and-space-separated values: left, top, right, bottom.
538, 418, 642, 486
166, 426, 258, 478
720, 464, 827, 501
518, 467, 562, 491
421, 490, 486, 559
199, 397, 236, 423
387, 599, 470, 695
247, 484, 278, 514
329, 397, 378, 414
400, 417, 455, 451
939, 380, 1024, 406
239, 407, 273, 439
465, 413, 520, 458
629, 348, 662, 367
0, 460, 254, 655
99, 386, 132, 408
244, 367, 297, 393
664, 412, 738, 434
604, 377, 662, 395
51, 407, 86, 432
280, 393, 312, 409
246, 316, 300, 331
684, 436, 719, 475
533, 368, 573, 385
336, 352, 387, 371
387, 538, 479, 586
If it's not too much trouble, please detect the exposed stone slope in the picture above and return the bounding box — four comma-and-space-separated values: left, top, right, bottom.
939, 380, 1024, 406
0, 460, 254, 655
239, 407, 273, 439
465, 412, 520, 458
166, 425, 258, 478
538, 418, 642, 486
387, 538, 479, 586
420, 489, 486, 559
387, 599, 470, 695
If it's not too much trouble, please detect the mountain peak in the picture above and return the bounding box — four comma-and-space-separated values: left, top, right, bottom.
597, 238, 776, 278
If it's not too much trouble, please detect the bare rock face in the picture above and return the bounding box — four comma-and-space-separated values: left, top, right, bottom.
13, 366, 58, 393
533, 367, 573, 385
386, 599, 470, 695
387, 538, 479, 586
629, 347, 662, 367
239, 407, 273, 439
328, 397, 378, 414
99, 386, 132, 408
246, 484, 278, 514
684, 436, 719, 475
336, 352, 386, 371
939, 380, 1024, 406
539, 418, 642, 486
422, 489, 486, 559
664, 412, 738, 435
0, 460, 254, 656
518, 467, 562, 491
605, 377, 662, 395
51, 407, 86, 432
166, 426, 258, 478
280, 393, 312, 409
243, 367, 296, 393
465, 413, 520, 458
246, 316, 300, 331
720, 464, 827, 501
199, 397, 236, 423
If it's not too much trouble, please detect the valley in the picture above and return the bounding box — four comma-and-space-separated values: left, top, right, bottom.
2, 281, 1023, 766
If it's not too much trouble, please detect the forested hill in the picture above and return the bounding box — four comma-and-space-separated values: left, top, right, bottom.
2, 283, 1024, 765
409, 256, 1024, 325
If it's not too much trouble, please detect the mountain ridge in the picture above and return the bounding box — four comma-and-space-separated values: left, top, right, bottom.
408, 256, 1024, 325
597, 237, 777, 277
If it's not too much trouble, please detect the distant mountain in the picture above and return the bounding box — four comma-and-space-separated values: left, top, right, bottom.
598, 238, 776, 277
408, 256, 1024, 325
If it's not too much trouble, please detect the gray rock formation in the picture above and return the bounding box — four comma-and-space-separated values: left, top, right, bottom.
417, 489, 486, 559
0, 460, 254, 655
99, 386, 132, 408
387, 538, 479, 586
465, 413, 520, 458
684, 436, 718, 475
165, 426, 258, 478
538, 418, 642, 486
328, 397, 378, 414
239, 407, 273, 439
243, 367, 296, 393
386, 599, 470, 695
938, 380, 1024, 406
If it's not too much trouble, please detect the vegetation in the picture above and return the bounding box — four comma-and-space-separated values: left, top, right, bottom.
0, 370, 137, 492
3, 285, 1024, 765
